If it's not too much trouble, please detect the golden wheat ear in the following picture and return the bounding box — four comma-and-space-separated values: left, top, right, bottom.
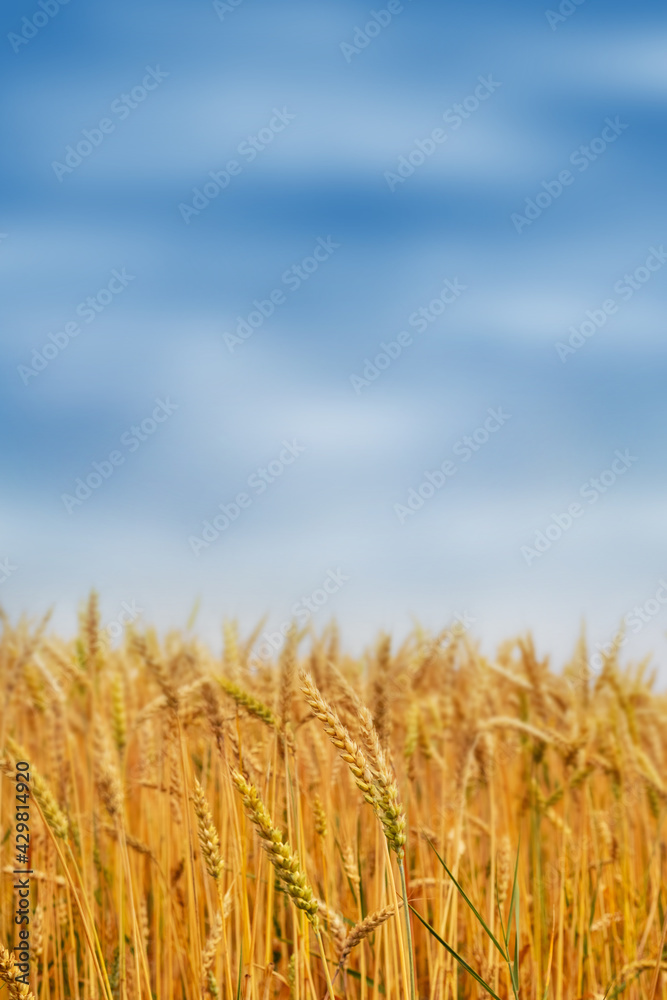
230, 768, 319, 926
0, 944, 37, 1000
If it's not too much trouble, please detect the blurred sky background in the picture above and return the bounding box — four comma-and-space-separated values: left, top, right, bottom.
2, 0, 666, 680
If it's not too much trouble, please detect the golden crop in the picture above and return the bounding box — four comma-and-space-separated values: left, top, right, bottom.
1, 597, 666, 999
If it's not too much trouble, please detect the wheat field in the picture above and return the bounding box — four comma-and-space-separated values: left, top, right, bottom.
1, 597, 666, 1000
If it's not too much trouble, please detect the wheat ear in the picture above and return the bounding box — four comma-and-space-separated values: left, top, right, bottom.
358, 705, 406, 856
339, 904, 397, 968
193, 777, 224, 881
5, 737, 68, 840
230, 769, 318, 925
299, 671, 377, 806
0, 945, 36, 1000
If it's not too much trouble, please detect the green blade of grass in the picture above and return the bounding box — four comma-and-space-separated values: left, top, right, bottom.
509, 846, 521, 997
425, 836, 508, 960
236, 942, 243, 1000
507, 840, 520, 931
409, 904, 504, 1000
497, 895, 510, 951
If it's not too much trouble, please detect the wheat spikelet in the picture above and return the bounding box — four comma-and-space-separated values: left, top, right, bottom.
591, 912, 622, 933
595, 811, 615, 862
23, 663, 47, 713
224, 727, 255, 783
1, 865, 65, 886
139, 896, 150, 956
167, 737, 183, 825
484, 715, 570, 754
342, 844, 360, 885
339, 904, 396, 968
300, 670, 376, 806
100, 821, 156, 859
316, 900, 346, 956
56, 897, 68, 928
278, 626, 298, 728
47, 700, 69, 803
200, 679, 225, 750
110, 670, 127, 755
404, 702, 420, 763
326, 661, 363, 726
218, 676, 278, 729
201, 911, 223, 995
42, 640, 82, 690
372, 634, 392, 748
0, 944, 35, 1000
223, 619, 240, 677
93, 725, 123, 818
230, 769, 319, 926
287, 954, 296, 998
313, 795, 328, 838
132, 636, 178, 710
358, 705, 406, 856
496, 834, 511, 907
82, 589, 100, 670
610, 959, 667, 989
193, 777, 224, 880
5, 738, 68, 840
474, 730, 496, 784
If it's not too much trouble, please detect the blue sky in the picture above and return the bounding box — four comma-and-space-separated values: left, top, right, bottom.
2, 0, 666, 681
